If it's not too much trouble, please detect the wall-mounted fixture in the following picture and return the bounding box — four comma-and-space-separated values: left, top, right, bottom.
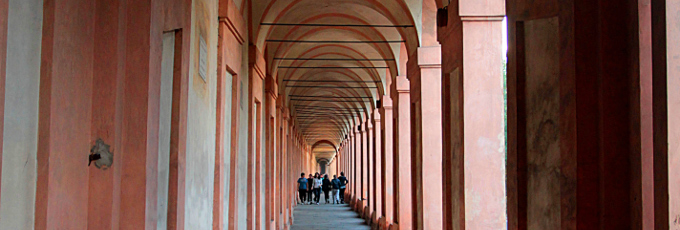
89, 138, 113, 169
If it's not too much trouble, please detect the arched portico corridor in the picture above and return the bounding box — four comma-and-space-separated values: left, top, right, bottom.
0, 0, 678, 229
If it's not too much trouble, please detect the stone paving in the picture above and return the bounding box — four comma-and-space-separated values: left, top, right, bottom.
291, 194, 370, 230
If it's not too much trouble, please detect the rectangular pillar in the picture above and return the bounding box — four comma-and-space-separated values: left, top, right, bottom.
414, 46, 444, 230
395, 75, 412, 229
35, 0, 95, 228
362, 123, 369, 208
381, 98, 395, 227
354, 129, 360, 202
462, 16, 507, 229
373, 108, 383, 223
367, 120, 373, 213
667, 0, 680, 226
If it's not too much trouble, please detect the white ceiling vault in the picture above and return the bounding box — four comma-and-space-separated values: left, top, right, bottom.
252, 0, 424, 162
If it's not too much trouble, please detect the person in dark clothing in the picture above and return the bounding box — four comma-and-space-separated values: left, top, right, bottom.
306, 174, 314, 204
297, 173, 308, 204
322, 175, 332, 204
331, 175, 341, 204
338, 172, 349, 203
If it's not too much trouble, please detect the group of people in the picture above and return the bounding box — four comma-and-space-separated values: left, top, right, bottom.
296, 172, 349, 205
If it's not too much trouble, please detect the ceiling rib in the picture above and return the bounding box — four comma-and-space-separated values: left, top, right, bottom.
290, 99, 372, 103
275, 58, 395, 61
266, 39, 403, 43
283, 80, 381, 84
287, 85, 377, 88
260, 22, 414, 28
290, 95, 372, 99
279, 66, 388, 69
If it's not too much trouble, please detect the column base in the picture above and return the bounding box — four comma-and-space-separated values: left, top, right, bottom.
389, 223, 398, 230
370, 213, 379, 229
378, 217, 389, 230
363, 207, 371, 221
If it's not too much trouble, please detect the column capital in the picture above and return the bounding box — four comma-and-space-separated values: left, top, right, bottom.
459, 0, 504, 18
396, 75, 410, 93
373, 108, 381, 122
417, 46, 442, 68
381, 97, 393, 110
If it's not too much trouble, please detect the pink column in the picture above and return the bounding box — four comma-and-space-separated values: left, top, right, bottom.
352, 127, 361, 204
461, 15, 507, 229
362, 121, 369, 209
668, 0, 680, 225
395, 75, 412, 229
373, 108, 383, 225
381, 97, 395, 228
417, 46, 444, 229
367, 120, 374, 218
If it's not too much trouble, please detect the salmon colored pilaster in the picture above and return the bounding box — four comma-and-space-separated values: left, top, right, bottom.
395, 75, 412, 229
461, 15, 507, 229
668, 0, 680, 226
354, 129, 360, 202
248, 45, 265, 230
381, 97, 395, 227
373, 108, 383, 223
35, 0, 95, 228
265, 74, 277, 230
88, 0, 124, 228
366, 120, 374, 219
349, 133, 354, 197
416, 46, 444, 230
273, 106, 279, 229
362, 123, 369, 208
121, 0, 165, 228
351, 128, 358, 206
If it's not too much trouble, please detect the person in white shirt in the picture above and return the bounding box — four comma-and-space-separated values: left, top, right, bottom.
313, 174, 323, 204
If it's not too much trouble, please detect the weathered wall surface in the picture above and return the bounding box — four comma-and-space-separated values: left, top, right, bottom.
184, 0, 219, 228
523, 17, 560, 230
237, 42, 249, 230
0, 0, 42, 228
157, 32, 175, 230
221, 71, 233, 230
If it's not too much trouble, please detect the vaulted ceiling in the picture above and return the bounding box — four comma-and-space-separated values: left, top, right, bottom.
252, 0, 423, 162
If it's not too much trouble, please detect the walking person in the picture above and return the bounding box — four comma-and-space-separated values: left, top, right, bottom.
322, 175, 332, 204
306, 174, 314, 204
297, 173, 308, 204
338, 172, 349, 204
331, 175, 341, 204
313, 174, 323, 205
